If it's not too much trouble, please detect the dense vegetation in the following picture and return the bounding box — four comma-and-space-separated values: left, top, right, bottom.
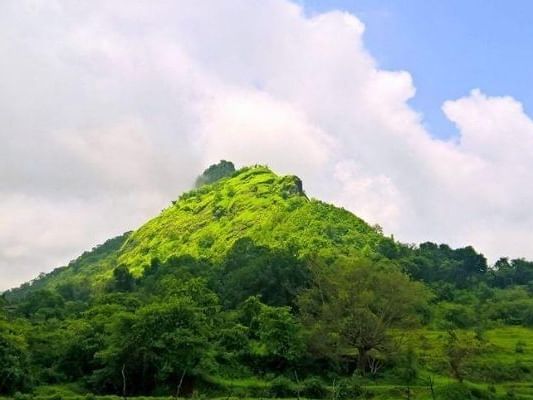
3, 162, 533, 399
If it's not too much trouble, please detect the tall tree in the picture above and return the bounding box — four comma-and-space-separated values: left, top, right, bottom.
0, 315, 32, 394
195, 160, 235, 187
108, 266, 136, 292
299, 257, 429, 373
96, 281, 216, 395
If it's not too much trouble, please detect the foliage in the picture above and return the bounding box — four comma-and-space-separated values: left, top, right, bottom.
334, 377, 365, 400
445, 330, 483, 383
106, 266, 136, 293
0, 315, 31, 394
4, 163, 533, 397
195, 160, 236, 188
92, 280, 216, 395
118, 166, 386, 275
300, 376, 329, 399
299, 256, 429, 373
214, 238, 310, 308
267, 376, 296, 398
435, 383, 495, 400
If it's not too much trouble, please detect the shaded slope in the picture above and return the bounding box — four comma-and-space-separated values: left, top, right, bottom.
5, 232, 130, 299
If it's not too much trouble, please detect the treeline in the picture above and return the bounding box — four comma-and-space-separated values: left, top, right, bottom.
2, 238, 533, 397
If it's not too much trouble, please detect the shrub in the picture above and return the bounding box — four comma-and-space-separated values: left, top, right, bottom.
441, 304, 478, 328
268, 376, 296, 398
436, 383, 495, 400
191, 391, 208, 399
436, 383, 472, 400
301, 376, 329, 399
335, 377, 365, 400
505, 390, 517, 399
515, 340, 526, 353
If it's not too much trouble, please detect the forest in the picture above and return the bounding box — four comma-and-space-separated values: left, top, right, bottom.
3, 162, 533, 400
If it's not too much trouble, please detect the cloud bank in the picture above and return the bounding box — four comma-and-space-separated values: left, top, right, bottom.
2, 0, 533, 290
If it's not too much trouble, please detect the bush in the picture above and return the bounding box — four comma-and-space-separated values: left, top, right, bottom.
436, 383, 495, 400
191, 391, 208, 399
466, 359, 529, 382
515, 340, 526, 353
268, 376, 296, 398
335, 377, 365, 400
505, 390, 517, 399
301, 376, 329, 399
441, 304, 478, 328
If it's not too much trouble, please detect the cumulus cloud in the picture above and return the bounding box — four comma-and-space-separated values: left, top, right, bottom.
1, 0, 533, 290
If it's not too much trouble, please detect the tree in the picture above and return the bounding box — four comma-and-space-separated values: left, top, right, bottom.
58, 318, 105, 381
492, 258, 533, 288
255, 303, 305, 367
16, 289, 64, 320
134, 298, 210, 395
298, 257, 429, 374
398, 346, 418, 400
216, 238, 310, 308
108, 266, 136, 292
233, 296, 305, 370
0, 316, 31, 394
195, 160, 235, 187
454, 246, 488, 279
95, 281, 216, 395
445, 330, 482, 382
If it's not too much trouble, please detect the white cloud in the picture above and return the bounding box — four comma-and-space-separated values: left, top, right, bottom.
199, 88, 334, 179
2, 0, 533, 290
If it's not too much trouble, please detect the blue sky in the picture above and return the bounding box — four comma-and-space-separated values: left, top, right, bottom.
303, 0, 533, 139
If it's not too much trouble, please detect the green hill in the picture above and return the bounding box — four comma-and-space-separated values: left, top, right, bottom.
4, 162, 533, 399
120, 165, 386, 272
9, 164, 390, 296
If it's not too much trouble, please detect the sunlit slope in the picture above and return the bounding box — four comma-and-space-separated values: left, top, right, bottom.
119, 166, 387, 274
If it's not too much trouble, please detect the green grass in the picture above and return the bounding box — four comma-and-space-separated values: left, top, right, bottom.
392, 326, 533, 398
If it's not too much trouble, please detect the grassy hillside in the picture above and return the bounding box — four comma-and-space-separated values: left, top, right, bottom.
120, 165, 386, 273
9, 165, 388, 296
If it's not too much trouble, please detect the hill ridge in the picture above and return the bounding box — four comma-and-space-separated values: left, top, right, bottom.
6, 164, 388, 296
